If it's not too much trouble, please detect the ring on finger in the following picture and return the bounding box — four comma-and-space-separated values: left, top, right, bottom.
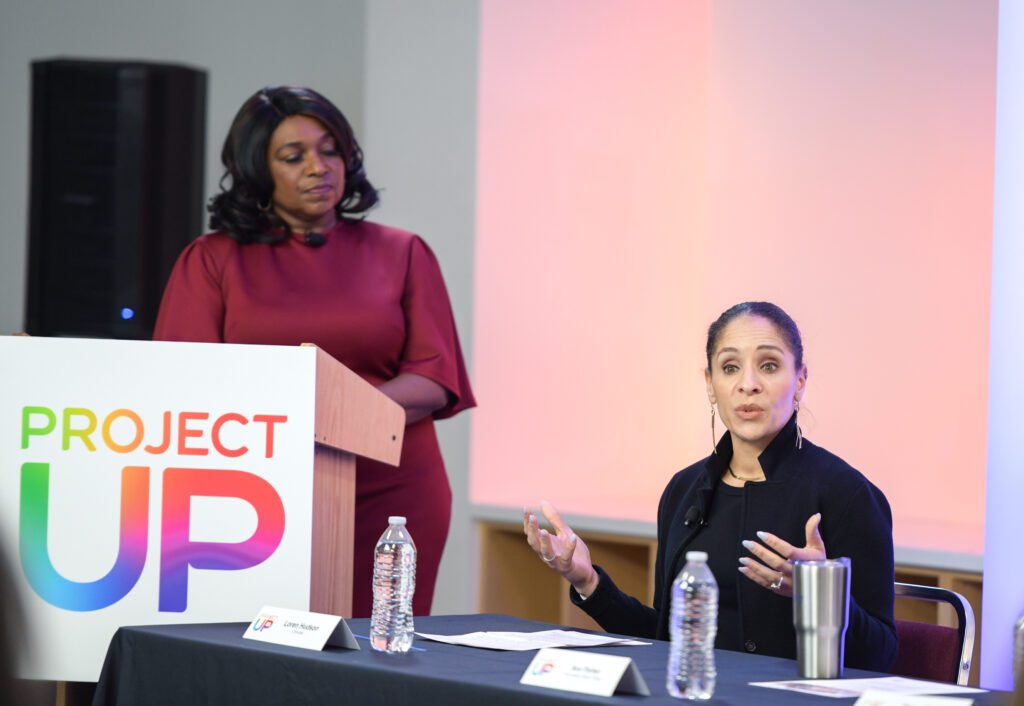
542, 554, 557, 564
769, 574, 784, 590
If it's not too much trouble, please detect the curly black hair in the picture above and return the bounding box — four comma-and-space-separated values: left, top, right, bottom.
208, 86, 379, 243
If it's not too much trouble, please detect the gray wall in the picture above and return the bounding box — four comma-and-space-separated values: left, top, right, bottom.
0, 0, 480, 613
0, 0, 368, 335
362, 1, 479, 614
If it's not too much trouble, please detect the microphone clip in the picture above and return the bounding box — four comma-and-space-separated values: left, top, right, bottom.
304, 231, 326, 247
683, 506, 703, 527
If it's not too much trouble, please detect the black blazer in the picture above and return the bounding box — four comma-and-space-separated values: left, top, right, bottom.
572, 415, 898, 672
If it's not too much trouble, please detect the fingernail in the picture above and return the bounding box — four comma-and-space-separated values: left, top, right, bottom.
738, 557, 750, 566
570, 534, 577, 543
738, 566, 748, 574
756, 531, 769, 541
741, 540, 755, 551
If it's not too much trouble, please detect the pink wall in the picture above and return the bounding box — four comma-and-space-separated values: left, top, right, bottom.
472, 1, 997, 555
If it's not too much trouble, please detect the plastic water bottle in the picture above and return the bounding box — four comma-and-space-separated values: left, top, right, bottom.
667, 551, 718, 700
370, 516, 417, 653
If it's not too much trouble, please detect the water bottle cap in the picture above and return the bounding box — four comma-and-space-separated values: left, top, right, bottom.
388, 516, 407, 526
685, 551, 708, 562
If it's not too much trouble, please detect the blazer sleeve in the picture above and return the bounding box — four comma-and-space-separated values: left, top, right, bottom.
569, 567, 660, 639
397, 236, 475, 418
567, 475, 680, 639
826, 480, 899, 671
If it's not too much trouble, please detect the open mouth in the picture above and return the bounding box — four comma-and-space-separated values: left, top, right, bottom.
735, 405, 764, 419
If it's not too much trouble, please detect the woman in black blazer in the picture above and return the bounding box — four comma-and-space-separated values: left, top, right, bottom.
524, 301, 897, 671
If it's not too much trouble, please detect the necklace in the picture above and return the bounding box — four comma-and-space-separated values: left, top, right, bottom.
729, 465, 761, 481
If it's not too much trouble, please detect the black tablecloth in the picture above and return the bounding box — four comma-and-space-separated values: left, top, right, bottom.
91, 614, 1009, 705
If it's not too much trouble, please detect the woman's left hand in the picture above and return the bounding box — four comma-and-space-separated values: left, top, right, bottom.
738, 512, 825, 598
377, 373, 449, 425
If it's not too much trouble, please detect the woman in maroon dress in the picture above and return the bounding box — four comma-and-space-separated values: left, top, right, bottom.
154, 86, 475, 617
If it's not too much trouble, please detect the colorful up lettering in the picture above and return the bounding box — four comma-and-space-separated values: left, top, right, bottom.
20, 463, 149, 611
18, 405, 290, 612
159, 467, 285, 612
19, 463, 285, 612
253, 617, 275, 631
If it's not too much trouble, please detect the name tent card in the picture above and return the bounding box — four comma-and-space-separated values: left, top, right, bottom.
520, 647, 650, 697
244, 605, 360, 651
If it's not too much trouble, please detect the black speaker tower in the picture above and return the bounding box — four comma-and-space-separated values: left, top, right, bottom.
25, 58, 207, 339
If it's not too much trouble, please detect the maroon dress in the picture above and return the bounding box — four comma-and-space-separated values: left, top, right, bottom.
153, 219, 475, 617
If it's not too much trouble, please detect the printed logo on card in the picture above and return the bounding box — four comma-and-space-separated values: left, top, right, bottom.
531, 661, 555, 676
252, 615, 277, 632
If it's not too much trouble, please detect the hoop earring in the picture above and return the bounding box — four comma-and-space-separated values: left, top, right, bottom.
257, 198, 273, 213
710, 404, 718, 454
794, 400, 803, 450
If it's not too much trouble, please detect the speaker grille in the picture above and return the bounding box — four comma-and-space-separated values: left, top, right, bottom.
26, 59, 206, 339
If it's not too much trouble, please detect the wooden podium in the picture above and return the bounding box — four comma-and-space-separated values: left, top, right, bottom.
304, 343, 405, 617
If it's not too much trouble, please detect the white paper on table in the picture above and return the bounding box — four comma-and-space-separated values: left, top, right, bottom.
854, 689, 975, 706
751, 676, 986, 699
415, 629, 650, 651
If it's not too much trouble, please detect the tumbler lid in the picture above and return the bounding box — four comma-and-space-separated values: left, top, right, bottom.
388, 516, 407, 525
685, 551, 708, 562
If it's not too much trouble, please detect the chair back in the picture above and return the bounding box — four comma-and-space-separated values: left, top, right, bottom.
890, 582, 975, 685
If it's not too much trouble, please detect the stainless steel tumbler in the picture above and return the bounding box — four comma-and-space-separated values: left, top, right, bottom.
792, 558, 851, 679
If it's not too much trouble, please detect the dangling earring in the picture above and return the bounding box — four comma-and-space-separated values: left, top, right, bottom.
257, 197, 272, 213
710, 404, 718, 454
794, 400, 803, 450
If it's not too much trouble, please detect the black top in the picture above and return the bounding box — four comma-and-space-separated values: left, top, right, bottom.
571, 414, 898, 672
685, 482, 744, 651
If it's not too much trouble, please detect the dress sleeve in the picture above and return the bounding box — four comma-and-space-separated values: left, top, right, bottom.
398, 236, 476, 419
152, 238, 226, 343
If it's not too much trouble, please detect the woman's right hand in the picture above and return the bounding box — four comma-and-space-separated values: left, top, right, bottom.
523, 500, 599, 597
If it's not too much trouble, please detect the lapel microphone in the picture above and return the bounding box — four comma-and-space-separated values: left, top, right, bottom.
304, 231, 326, 247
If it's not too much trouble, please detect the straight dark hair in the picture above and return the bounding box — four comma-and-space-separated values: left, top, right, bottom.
208, 86, 379, 243
705, 302, 804, 371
